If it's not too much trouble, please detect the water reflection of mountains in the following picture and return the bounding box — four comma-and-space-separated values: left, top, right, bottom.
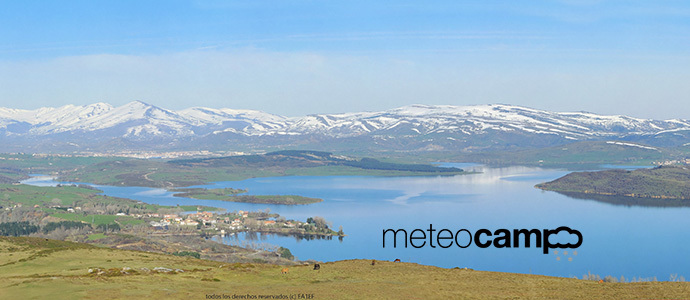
558, 191, 690, 208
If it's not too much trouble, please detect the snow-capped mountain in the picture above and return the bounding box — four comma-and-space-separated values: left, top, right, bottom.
0, 101, 688, 152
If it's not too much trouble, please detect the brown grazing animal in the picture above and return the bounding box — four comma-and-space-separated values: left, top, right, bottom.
394, 259, 401, 262
281, 268, 289, 274
313, 264, 320, 270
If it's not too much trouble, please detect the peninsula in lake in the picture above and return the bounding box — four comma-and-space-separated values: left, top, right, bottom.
171, 187, 323, 205
536, 166, 690, 200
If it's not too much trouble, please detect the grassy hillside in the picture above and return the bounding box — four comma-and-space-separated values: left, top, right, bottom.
0, 183, 218, 215
2, 237, 690, 299
536, 166, 690, 200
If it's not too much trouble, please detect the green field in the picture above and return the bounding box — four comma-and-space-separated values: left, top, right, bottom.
0, 184, 100, 206
2, 236, 690, 299
50, 213, 145, 226
86, 233, 107, 241
0, 153, 117, 174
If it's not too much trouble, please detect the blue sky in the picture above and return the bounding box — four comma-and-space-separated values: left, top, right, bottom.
0, 1, 688, 118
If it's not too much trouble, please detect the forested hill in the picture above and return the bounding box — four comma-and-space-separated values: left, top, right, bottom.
171, 150, 462, 173
536, 166, 690, 200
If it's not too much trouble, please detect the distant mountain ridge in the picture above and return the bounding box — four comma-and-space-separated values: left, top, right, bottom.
1, 101, 689, 152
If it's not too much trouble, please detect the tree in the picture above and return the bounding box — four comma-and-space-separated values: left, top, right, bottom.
278, 247, 294, 260
313, 216, 328, 230
97, 223, 120, 232
0, 221, 39, 236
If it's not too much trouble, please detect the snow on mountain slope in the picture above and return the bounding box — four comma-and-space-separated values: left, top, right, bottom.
0, 103, 114, 134
178, 107, 287, 125
178, 107, 288, 134
81, 101, 195, 137
1, 101, 194, 137
0, 102, 689, 145
275, 104, 690, 139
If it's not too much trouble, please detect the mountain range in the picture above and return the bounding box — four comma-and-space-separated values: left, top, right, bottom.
1, 101, 688, 153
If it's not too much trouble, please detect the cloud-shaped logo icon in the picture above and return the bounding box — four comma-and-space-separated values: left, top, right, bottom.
542, 226, 583, 254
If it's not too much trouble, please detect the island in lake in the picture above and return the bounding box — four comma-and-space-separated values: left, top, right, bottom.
171, 187, 323, 205
536, 165, 690, 200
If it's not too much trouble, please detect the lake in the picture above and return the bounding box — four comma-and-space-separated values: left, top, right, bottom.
23, 164, 690, 280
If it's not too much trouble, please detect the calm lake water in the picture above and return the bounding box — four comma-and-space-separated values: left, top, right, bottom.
23, 164, 690, 280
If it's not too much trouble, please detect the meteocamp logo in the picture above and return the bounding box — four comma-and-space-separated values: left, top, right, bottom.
383, 225, 582, 254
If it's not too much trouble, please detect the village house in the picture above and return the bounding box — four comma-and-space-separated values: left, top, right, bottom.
180, 219, 199, 226
149, 221, 163, 227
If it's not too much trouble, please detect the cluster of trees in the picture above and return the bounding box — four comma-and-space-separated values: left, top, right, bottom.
42, 221, 89, 233
77, 202, 139, 215
172, 251, 201, 259
0, 219, 126, 239
75, 201, 184, 216
305, 216, 335, 234
277, 246, 294, 260
306, 217, 328, 228
0, 221, 39, 236
303, 216, 344, 236
55, 183, 100, 191
0, 206, 45, 223
96, 223, 120, 232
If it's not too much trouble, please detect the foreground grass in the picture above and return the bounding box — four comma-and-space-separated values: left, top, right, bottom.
2, 237, 690, 299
